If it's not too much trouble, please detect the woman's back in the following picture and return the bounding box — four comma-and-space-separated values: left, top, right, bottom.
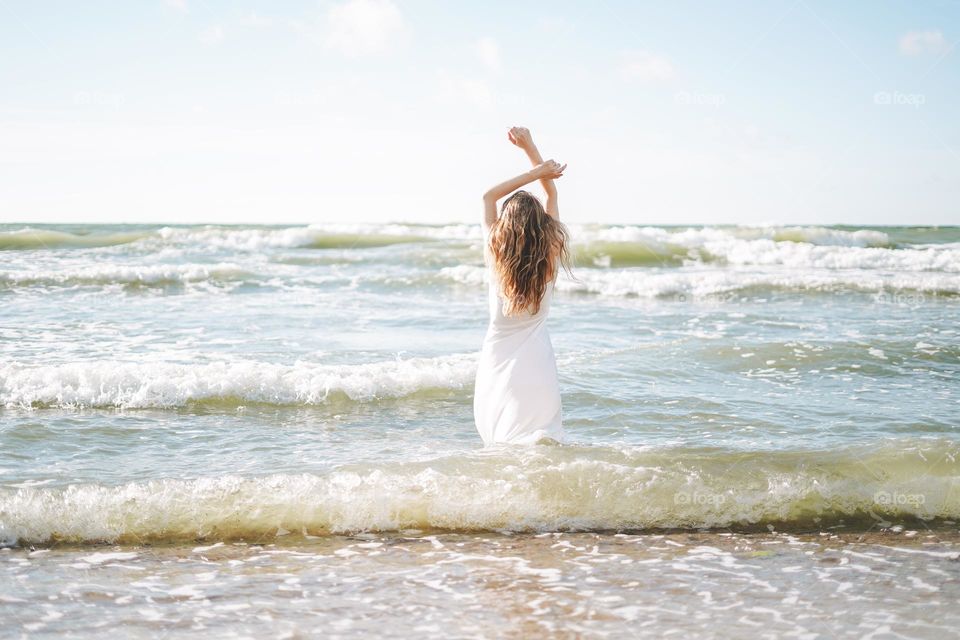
485, 263, 556, 333
475, 262, 564, 445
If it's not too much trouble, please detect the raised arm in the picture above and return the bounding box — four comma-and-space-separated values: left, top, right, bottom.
509, 127, 559, 219
482, 159, 566, 231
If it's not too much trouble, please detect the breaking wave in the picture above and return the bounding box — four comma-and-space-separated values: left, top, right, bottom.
0, 223, 923, 256
0, 224, 479, 252
0, 263, 253, 288
2, 440, 956, 546
441, 264, 960, 297
0, 354, 478, 409
3, 224, 958, 295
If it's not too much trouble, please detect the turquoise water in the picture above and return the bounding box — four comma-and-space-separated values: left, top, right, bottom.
1, 222, 959, 636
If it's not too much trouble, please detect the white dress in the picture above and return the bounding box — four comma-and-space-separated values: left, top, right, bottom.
473, 260, 566, 446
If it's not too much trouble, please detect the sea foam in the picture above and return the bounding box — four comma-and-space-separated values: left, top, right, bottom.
2, 441, 956, 546
0, 262, 252, 288
441, 264, 960, 297
0, 223, 914, 254
0, 354, 478, 409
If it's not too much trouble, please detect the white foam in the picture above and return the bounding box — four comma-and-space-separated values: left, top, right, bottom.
0, 353, 478, 409
567, 225, 892, 248
441, 264, 960, 297
698, 239, 958, 272
0, 262, 252, 288
307, 223, 480, 241
1, 441, 956, 545
0, 223, 905, 254
150, 223, 482, 251
156, 223, 890, 253
573, 227, 953, 271
192, 223, 896, 255
78, 551, 139, 564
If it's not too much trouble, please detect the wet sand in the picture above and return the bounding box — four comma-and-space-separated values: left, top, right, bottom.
4, 528, 959, 638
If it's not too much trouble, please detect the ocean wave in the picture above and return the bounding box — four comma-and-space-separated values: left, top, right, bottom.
572, 227, 959, 270
5, 225, 959, 294
0, 262, 253, 288
6, 259, 958, 295
0, 224, 924, 256
0, 228, 152, 250
575, 224, 893, 248
0, 224, 479, 252
0, 354, 477, 409
441, 265, 960, 296
699, 240, 958, 272
153, 225, 463, 251
2, 441, 956, 546
574, 225, 896, 267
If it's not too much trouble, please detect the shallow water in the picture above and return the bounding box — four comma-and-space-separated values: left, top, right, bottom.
1, 222, 959, 635
4, 531, 959, 639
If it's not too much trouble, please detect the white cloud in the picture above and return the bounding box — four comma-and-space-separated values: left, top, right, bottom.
475, 37, 500, 72
536, 16, 573, 35
198, 25, 224, 46
620, 50, 675, 82
436, 71, 492, 107
899, 30, 949, 56
239, 11, 273, 29
197, 13, 270, 45
323, 0, 406, 57
164, 0, 188, 12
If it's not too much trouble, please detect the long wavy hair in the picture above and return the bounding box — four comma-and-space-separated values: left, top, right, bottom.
488, 190, 573, 316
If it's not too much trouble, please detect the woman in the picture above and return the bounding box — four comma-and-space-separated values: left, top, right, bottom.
473, 126, 573, 446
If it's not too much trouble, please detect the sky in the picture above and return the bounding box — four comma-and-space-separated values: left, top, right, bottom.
1, 0, 958, 226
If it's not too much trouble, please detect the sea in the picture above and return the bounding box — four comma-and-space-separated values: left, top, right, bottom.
1, 222, 958, 638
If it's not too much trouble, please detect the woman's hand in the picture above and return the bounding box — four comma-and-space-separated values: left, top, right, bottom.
534, 159, 567, 180
508, 126, 534, 149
